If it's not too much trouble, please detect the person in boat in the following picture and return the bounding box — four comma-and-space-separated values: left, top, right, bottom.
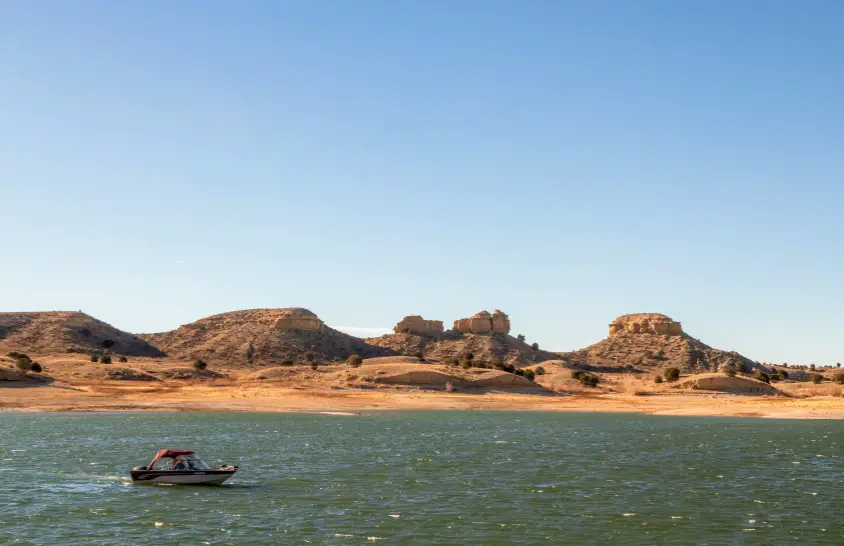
174, 458, 187, 470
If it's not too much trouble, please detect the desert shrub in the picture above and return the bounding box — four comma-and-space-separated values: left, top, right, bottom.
464, 352, 474, 362
8, 352, 30, 361
90, 354, 99, 363
571, 370, 585, 380
346, 354, 363, 367
833, 372, 844, 385
769, 372, 781, 382
654, 376, 664, 384
415, 351, 425, 361
502, 363, 516, 373
583, 374, 599, 387
753, 371, 770, 384
522, 369, 536, 381
514, 369, 525, 376
531, 342, 539, 351
517, 334, 526, 342
192, 358, 207, 371
535, 366, 546, 376
100, 355, 112, 364
14, 358, 30, 371
29, 362, 42, 373
812, 374, 824, 384
664, 368, 680, 382
310, 362, 318, 370
304, 352, 315, 363
725, 369, 737, 378
281, 359, 294, 367
810, 364, 816, 371
492, 358, 505, 370
119, 356, 128, 363
461, 361, 471, 370
474, 361, 488, 369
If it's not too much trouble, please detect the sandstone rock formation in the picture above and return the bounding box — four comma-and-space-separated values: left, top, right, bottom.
393, 315, 444, 336
609, 313, 683, 336
453, 310, 510, 335
272, 308, 325, 333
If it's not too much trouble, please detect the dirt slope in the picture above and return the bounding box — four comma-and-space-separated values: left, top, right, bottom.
568, 332, 760, 373
138, 309, 391, 365
0, 312, 163, 357
365, 331, 558, 366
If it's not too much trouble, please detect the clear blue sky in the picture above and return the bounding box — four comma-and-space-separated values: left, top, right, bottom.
2, 1, 842, 365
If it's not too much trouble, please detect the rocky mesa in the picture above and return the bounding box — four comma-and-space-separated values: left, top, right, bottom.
568, 313, 760, 373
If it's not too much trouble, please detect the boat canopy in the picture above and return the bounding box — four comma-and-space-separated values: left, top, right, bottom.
156, 449, 195, 458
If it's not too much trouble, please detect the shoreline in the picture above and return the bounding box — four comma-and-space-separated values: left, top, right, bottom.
2, 382, 843, 419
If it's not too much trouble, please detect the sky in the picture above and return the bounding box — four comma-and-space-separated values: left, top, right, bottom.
1, 0, 842, 365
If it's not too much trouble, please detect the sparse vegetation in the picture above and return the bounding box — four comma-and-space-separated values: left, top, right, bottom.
833, 372, 844, 385
30, 362, 42, 373
664, 368, 680, 382
281, 359, 294, 367
90, 354, 99, 363
304, 352, 315, 363
14, 358, 30, 371
535, 366, 546, 376
725, 368, 737, 378
346, 354, 363, 367
8, 352, 30, 361
753, 371, 770, 384
119, 356, 128, 363
531, 342, 539, 351
811, 374, 823, 384
571, 370, 599, 387
192, 358, 207, 371
517, 334, 526, 342
654, 375, 664, 384
100, 355, 112, 364
522, 369, 536, 381
310, 362, 318, 371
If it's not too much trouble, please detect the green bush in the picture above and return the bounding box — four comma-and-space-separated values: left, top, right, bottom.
346, 354, 363, 367
531, 342, 539, 351
522, 369, 536, 381
753, 371, 770, 384
768, 372, 781, 382
100, 355, 112, 364
654, 375, 664, 384
30, 362, 42, 373
192, 358, 207, 371
14, 358, 30, 371
725, 369, 737, 378
535, 366, 546, 376
780, 370, 789, 379
571, 370, 585, 380
516, 334, 526, 342
514, 369, 525, 376
492, 359, 505, 370
281, 359, 294, 367
90, 354, 99, 363
461, 361, 471, 370
8, 352, 30, 361
664, 368, 680, 382
812, 374, 824, 384
833, 372, 844, 385
310, 362, 318, 371
119, 356, 128, 363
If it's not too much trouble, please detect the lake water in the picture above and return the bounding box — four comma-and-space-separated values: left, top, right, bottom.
0, 411, 840, 544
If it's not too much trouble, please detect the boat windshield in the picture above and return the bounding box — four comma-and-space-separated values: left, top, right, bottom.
150, 454, 212, 471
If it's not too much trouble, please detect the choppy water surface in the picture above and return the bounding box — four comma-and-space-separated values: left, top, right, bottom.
0, 411, 841, 544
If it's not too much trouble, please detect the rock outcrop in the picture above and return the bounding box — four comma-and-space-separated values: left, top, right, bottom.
393, 315, 444, 336
609, 313, 683, 336
453, 310, 510, 335
273, 308, 325, 333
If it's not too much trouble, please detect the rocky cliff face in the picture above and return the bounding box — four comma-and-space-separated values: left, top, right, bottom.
273, 308, 325, 333
609, 313, 683, 336
393, 315, 444, 336
453, 310, 510, 335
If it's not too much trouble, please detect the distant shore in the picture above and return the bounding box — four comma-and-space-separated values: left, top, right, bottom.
2, 381, 843, 419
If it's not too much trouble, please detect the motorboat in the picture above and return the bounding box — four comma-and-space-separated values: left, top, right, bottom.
130, 449, 238, 485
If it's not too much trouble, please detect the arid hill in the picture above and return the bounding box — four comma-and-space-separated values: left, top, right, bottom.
567, 313, 760, 373
0, 312, 163, 357
367, 331, 558, 365
138, 308, 391, 364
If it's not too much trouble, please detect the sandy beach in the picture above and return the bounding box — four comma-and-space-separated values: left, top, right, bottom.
3, 379, 844, 419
